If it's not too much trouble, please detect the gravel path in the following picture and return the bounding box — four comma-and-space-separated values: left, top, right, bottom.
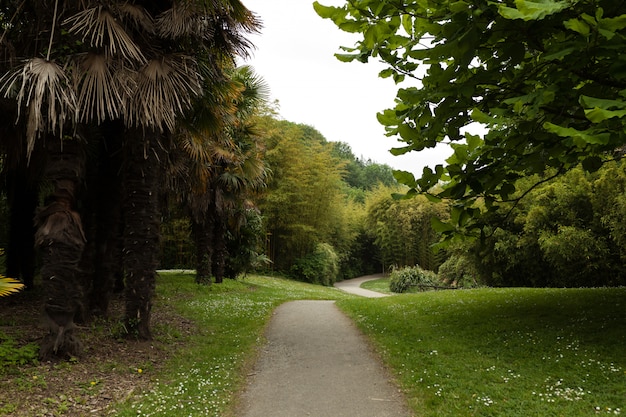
237, 276, 409, 417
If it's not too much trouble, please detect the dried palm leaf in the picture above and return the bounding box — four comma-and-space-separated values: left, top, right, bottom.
156, 2, 207, 39
116, 3, 155, 34
74, 53, 126, 124
0, 58, 76, 157
127, 55, 201, 132
64, 6, 145, 63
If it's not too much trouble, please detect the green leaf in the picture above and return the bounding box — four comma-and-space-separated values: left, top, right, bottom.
393, 170, 417, 188
379, 68, 394, 79
376, 110, 398, 126
582, 156, 603, 172
450, 1, 470, 13
579, 95, 626, 110
390, 146, 413, 156
470, 108, 497, 124
335, 53, 359, 62
584, 108, 626, 123
543, 122, 610, 145
431, 217, 456, 234
398, 124, 421, 142
498, 0, 569, 21
564, 18, 591, 36
312, 2, 338, 19
339, 21, 364, 33
466, 133, 483, 152
598, 14, 626, 32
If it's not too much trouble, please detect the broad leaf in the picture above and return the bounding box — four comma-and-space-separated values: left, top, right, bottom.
498, 0, 569, 21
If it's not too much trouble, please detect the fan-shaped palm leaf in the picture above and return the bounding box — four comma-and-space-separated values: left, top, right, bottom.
64, 6, 145, 63
0, 276, 25, 297
156, 2, 208, 39
0, 58, 76, 157
127, 55, 201, 132
116, 3, 155, 34
74, 53, 128, 124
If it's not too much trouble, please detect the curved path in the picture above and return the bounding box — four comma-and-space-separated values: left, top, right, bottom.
237, 276, 409, 417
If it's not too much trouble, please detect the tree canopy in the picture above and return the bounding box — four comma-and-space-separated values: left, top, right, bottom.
314, 0, 626, 236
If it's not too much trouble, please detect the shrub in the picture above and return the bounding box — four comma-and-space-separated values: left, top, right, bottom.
437, 255, 482, 288
290, 243, 339, 286
389, 266, 437, 293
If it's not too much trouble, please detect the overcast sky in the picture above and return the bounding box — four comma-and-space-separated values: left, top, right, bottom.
239, 0, 451, 175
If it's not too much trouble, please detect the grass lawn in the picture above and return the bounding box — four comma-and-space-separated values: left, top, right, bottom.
5, 272, 622, 416
337, 287, 626, 416
360, 277, 392, 294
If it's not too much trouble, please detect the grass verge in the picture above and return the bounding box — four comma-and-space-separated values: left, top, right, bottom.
360, 277, 392, 294
113, 272, 353, 416
337, 287, 626, 416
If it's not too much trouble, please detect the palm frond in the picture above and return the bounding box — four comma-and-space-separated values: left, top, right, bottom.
0, 276, 25, 297
156, 2, 206, 39
178, 131, 213, 163
127, 55, 201, 132
116, 3, 155, 34
64, 6, 145, 63
0, 58, 76, 157
74, 53, 127, 124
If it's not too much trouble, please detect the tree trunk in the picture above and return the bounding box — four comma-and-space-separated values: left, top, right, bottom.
35, 137, 86, 360
5, 166, 38, 289
212, 204, 227, 284
81, 123, 124, 317
122, 130, 162, 340
192, 214, 213, 285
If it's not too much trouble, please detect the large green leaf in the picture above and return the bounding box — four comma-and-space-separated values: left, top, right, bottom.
543, 122, 610, 145
498, 0, 570, 21
579, 95, 626, 110
584, 108, 626, 123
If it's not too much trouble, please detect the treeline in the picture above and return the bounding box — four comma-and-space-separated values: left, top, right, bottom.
160, 107, 448, 284
442, 163, 626, 288
162, 106, 626, 290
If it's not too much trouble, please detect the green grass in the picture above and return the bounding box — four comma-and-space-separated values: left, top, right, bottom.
337, 287, 626, 417
360, 277, 392, 294
113, 272, 354, 416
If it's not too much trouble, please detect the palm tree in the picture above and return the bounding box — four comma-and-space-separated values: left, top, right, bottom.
0, 0, 260, 351
171, 65, 269, 285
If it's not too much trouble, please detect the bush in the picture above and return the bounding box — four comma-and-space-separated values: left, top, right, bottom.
437, 255, 482, 288
389, 266, 437, 293
290, 243, 339, 286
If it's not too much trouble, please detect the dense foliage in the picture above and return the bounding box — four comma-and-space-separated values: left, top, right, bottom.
388, 265, 438, 293
315, 0, 626, 236
446, 163, 626, 287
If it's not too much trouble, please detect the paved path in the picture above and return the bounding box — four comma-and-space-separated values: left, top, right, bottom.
237, 277, 409, 417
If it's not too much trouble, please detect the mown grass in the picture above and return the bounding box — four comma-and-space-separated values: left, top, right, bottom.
113, 272, 354, 417
337, 287, 626, 417
360, 277, 392, 294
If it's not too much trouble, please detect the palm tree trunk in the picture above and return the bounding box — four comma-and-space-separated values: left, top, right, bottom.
81, 124, 124, 317
122, 130, 162, 340
35, 137, 86, 360
5, 166, 38, 289
212, 209, 227, 284
192, 214, 213, 285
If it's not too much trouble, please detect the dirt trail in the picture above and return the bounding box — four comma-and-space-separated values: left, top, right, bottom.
237, 277, 410, 417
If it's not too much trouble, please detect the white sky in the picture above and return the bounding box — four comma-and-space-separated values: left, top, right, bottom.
239, 0, 452, 175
